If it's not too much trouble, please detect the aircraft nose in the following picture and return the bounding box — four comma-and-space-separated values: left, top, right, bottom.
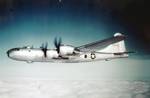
7, 48, 20, 58
7, 50, 10, 57
7, 49, 13, 57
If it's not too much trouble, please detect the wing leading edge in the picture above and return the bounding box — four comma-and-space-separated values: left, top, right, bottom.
76, 33, 126, 52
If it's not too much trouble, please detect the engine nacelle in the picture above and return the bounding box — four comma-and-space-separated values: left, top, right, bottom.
59, 45, 75, 56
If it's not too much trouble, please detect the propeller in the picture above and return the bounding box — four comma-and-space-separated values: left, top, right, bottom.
40, 43, 44, 49
40, 42, 48, 49
54, 37, 62, 54
40, 42, 48, 57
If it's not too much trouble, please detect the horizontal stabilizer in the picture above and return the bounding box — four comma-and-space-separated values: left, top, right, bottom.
113, 51, 135, 55
94, 51, 135, 55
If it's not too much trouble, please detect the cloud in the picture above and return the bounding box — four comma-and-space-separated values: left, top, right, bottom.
0, 79, 150, 98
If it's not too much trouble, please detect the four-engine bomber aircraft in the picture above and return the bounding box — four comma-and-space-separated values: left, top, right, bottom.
7, 33, 131, 63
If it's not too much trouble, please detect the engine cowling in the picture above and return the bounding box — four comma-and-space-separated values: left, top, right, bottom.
59, 45, 75, 56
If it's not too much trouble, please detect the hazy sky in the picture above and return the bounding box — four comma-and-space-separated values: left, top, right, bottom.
0, 0, 150, 80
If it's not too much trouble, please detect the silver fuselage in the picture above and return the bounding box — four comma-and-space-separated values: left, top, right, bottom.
7, 48, 128, 63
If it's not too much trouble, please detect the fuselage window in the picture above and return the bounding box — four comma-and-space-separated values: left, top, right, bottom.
84, 55, 87, 58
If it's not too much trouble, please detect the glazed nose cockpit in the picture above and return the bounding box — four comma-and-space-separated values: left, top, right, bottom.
7, 48, 20, 57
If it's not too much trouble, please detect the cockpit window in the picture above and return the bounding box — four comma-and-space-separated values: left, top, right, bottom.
11, 48, 20, 51
22, 46, 27, 48
22, 46, 32, 49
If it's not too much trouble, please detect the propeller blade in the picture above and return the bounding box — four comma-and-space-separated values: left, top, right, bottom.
58, 37, 62, 46
40, 42, 48, 57
54, 37, 62, 54
40, 42, 48, 49
54, 37, 58, 48
45, 42, 48, 49
40, 43, 44, 48
58, 37, 62, 53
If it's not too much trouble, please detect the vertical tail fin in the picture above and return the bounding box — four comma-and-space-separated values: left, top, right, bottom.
99, 33, 127, 53
112, 33, 126, 53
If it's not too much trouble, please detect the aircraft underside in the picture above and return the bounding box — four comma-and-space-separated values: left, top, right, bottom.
10, 51, 128, 63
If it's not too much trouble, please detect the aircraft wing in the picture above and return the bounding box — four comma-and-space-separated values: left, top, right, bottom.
75, 34, 126, 52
